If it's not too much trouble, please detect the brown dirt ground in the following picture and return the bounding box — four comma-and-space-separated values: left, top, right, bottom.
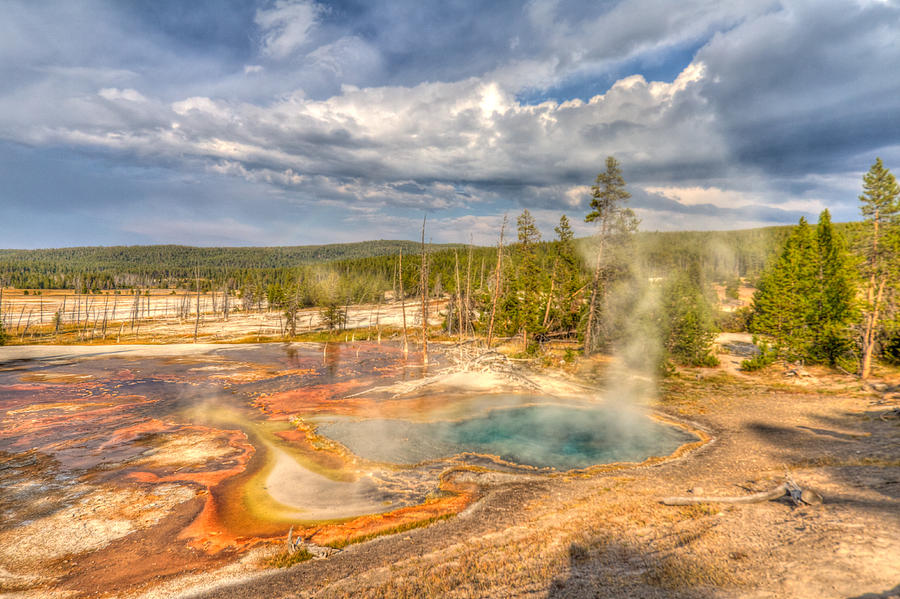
176, 354, 900, 599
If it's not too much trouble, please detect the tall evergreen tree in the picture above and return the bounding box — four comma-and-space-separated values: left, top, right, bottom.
858, 158, 900, 378
750, 217, 817, 360
662, 269, 719, 368
584, 156, 638, 354
810, 209, 858, 366
550, 215, 582, 332
751, 211, 859, 366
513, 209, 544, 343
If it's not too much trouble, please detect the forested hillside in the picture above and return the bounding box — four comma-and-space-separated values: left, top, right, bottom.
0, 240, 462, 291
0, 223, 862, 293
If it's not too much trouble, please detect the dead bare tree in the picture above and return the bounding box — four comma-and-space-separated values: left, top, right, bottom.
486, 216, 507, 348
454, 250, 463, 341
399, 248, 409, 357
101, 294, 109, 339
194, 268, 201, 343
420, 215, 429, 366
16, 305, 26, 335
19, 309, 32, 341
223, 280, 230, 321
130, 292, 139, 331
465, 242, 473, 336
375, 295, 382, 343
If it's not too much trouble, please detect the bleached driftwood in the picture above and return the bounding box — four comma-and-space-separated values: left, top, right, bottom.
662, 477, 823, 506
662, 483, 790, 506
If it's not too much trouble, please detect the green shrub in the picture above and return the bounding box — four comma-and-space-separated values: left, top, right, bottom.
740, 337, 777, 371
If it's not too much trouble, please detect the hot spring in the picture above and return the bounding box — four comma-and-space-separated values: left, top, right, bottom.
0, 342, 701, 550
313, 396, 695, 471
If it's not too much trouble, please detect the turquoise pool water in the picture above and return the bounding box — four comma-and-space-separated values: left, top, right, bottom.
315, 403, 695, 471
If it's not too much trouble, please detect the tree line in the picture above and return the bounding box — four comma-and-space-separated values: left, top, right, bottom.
748, 158, 900, 377
3, 157, 897, 378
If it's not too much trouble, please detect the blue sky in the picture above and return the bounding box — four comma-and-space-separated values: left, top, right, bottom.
1, 0, 899, 248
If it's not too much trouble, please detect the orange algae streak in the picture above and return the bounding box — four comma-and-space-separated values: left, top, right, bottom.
125, 427, 258, 552
254, 381, 362, 415
307, 475, 477, 547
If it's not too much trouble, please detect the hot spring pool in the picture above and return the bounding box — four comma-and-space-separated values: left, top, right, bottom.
314, 402, 696, 471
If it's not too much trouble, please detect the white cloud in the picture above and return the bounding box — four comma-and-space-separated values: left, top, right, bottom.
98, 88, 147, 102
255, 0, 323, 59
17, 62, 725, 216
643, 185, 758, 208
3, 0, 897, 244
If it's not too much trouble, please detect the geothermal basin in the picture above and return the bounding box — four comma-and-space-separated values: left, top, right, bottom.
314, 399, 694, 471
0, 342, 699, 594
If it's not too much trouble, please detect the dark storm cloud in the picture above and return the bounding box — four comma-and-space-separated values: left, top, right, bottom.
1, 0, 898, 247
696, 0, 900, 176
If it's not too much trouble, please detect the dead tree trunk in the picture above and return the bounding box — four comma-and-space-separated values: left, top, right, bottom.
420, 216, 429, 366
194, 269, 201, 343
400, 248, 409, 357
223, 282, 230, 321
465, 243, 473, 336
375, 295, 382, 343
101, 294, 109, 338
454, 250, 463, 341
486, 216, 507, 348
19, 310, 32, 341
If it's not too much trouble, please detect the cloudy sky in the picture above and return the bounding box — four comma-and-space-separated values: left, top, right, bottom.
2, 0, 899, 248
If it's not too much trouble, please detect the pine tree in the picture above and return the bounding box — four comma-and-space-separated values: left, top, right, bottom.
751, 212, 859, 366
662, 270, 719, 368
809, 209, 858, 366
584, 156, 639, 354
550, 215, 582, 332
858, 158, 900, 378
750, 217, 817, 360
514, 209, 543, 344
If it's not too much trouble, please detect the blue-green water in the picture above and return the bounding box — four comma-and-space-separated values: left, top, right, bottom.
315, 404, 695, 471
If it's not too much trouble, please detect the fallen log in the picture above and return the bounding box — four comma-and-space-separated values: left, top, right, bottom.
662, 483, 789, 505
662, 478, 823, 506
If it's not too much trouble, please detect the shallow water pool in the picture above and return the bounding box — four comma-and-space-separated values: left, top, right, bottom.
315, 401, 695, 471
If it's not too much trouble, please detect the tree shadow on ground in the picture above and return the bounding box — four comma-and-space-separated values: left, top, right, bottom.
545, 541, 715, 599
745, 407, 900, 519
847, 582, 900, 598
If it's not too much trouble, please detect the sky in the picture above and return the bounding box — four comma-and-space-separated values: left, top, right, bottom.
1, 0, 899, 248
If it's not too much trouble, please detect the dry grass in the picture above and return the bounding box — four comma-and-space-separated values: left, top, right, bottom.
324, 514, 454, 550
266, 547, 314, 568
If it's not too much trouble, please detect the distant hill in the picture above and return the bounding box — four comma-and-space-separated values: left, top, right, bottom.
0, 240, 463, 290
0, 240, 461, 268
0, 222, 864, 291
